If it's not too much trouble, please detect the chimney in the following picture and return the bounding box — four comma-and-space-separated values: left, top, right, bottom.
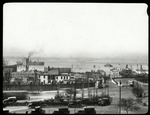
137, 64, 138, 70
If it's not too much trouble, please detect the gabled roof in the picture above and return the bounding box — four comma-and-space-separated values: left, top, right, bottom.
49, 67, 71, 74
48, 69, 59, 75
110, 68, 119, 72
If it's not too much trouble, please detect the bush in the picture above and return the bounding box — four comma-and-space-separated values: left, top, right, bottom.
143, 102, 148, 106
135, 98, 142, 104
132, 84, 144, 98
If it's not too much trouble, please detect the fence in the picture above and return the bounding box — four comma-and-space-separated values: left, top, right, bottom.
3, 83, 95, 91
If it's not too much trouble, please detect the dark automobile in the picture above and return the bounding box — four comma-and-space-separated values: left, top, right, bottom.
98, 97, 112, 106
68, 100, 84, 108
28, 101, 41, 109
3, 110, 10, 114
30, 106, 45, 114
3, 97, 17, 104
52, 111, 60, 114
84, 106, 96, 114
75, 110, 85, 114
52, 107, 70, 114
58, 108, 70, 114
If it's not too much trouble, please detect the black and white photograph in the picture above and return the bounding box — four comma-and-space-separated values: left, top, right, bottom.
3, 3, 148, 114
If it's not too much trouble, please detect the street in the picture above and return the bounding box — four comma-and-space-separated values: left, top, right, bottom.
4, 79, 148, 114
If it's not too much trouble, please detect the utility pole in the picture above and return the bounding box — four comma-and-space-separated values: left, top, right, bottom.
118, 81, 122, 114
87, 73, 89, 98
73, 80, 76, 101
82, 78, 84, 100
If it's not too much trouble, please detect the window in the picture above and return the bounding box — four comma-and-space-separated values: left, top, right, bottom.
61, 76, 62, 79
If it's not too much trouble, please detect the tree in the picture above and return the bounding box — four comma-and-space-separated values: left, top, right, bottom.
119, 69, 132, 77
4, 69, 12, 85
118, 98, 140, 114
132, 83, 144, 98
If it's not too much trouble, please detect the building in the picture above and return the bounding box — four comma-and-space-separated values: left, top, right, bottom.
17, 57, 45, 72
38, 73, 49, 85
135, 65, 148, 74
3, 64, 17, 72
110, 68, 121, 79
38, 67, 73, 85
85, 70, 105, 81
135, 69, 148, 74
10, 71, 37, 85
56, 73, 72, 84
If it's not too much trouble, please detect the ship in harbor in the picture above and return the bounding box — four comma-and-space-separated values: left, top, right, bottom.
29, 61, 44, 65
16, 59, 44, 66
104, 63, 113, 67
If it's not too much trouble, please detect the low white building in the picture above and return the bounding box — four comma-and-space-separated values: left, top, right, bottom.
56, 73, 75, 84
135, 69, 148, 74
38, 74, 49, 85
17, 65, 26, 72
110, 68, 121, 79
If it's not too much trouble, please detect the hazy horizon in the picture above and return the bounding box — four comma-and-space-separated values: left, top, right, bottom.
3, 3, 148, 59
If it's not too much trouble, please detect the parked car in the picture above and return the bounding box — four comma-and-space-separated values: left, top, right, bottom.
58, 108, 70, 114
52, 107, 70, 114
68, 100, 84, 108
30, 106, 45, 114
98, 97, 112, 106
3, 97, 17, 104
52, 111, 60, 114
84, 106, 96, 114
75, 110, 86, 114
3, 110, 10, 114
3, 103, 7, 108
28, 101, 41, 109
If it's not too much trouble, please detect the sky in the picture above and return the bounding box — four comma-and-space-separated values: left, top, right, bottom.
3, 3, 148, 59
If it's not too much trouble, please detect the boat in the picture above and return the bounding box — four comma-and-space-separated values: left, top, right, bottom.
29, 61, 44, 65
84, 59, 94, 62
104, 63, 113, 67
16, 58, 44, 66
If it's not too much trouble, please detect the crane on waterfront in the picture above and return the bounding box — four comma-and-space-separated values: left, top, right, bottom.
73, 65, 79, 72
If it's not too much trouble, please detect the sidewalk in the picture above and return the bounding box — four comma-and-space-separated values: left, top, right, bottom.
3, 106, 28, 112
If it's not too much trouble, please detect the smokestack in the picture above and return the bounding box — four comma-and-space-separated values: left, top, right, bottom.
126, 64, 128, 69
26, 58, 29, 72
137, 64, 138, 70
28, 51, 34, 58
130, 65, 132, 70
140, 65, 143, 70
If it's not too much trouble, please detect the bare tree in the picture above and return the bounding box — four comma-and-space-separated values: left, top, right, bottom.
118, 98, 140, 114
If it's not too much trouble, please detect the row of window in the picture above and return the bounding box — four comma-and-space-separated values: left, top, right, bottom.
39, 76, 74, 80
17, 66, 26, 68
56, 76, 70, 80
